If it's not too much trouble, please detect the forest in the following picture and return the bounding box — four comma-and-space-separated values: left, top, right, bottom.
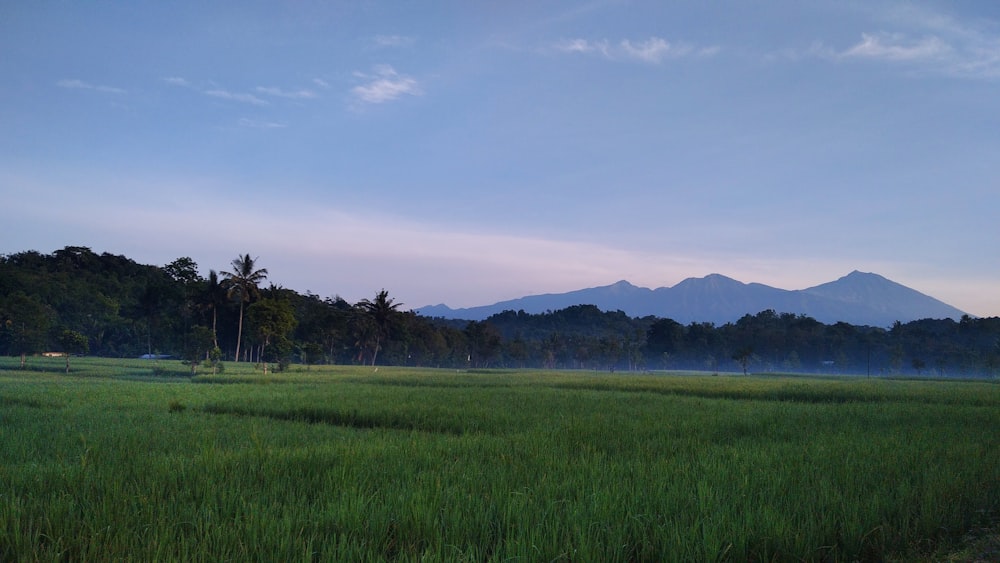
1, 246, 998, 377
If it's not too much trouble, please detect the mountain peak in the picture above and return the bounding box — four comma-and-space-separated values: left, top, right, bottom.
809, 271, 901, 295
416, 272, 967, 325
675, 273, 744, 289
843, 270, 884, 280
604, 280, 640, 295
802, 271, 965, 323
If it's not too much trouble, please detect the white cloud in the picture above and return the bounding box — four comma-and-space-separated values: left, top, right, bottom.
792, 6, 1000, 79
777, 31, 998, 79
555, 38, 610, 56
841, 32, 950, 61
56, 79, 126, 94
313, 78, 330, 88
555, 36, 715, 63
827, 28, 1000, 79
620, 37, 692, 63
905, 10, 1000, 79
255, 86, 318, 99
204, 89, 268, 106
351, 65, 421, 104
162, 76, 190, 87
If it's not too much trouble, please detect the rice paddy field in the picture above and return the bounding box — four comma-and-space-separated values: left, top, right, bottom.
1, 357, 998, 561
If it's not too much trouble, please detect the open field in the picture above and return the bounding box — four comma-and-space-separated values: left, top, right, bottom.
1, 357, 998, 561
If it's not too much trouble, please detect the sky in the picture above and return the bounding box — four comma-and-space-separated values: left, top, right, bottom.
2, 1, 999, 317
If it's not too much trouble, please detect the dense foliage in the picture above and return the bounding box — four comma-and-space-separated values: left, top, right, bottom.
1, 246, 998, 376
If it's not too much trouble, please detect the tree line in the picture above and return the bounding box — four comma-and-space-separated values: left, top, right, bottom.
1, 246, 998, 377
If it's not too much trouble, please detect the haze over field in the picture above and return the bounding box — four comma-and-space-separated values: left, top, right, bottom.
2, 1, 998, 316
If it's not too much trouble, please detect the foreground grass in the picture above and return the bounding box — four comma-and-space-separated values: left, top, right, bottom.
1, 358, 998, 561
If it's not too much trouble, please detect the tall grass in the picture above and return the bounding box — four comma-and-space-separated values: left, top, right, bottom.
0, 358, 997, 560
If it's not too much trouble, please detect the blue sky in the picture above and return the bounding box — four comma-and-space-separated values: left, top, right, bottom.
2, 1, 998, 316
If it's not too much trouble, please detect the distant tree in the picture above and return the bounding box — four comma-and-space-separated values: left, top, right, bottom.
356, 289, 402, 366
733, 347, 754, 376
465, 321, 503, 368
163, 257, 201, 286
506, 335, 530, 368
598, 335, 624, 371
137, 280, 166, 358
181, 326, 216, 375
644, 318, 684, 365
0, 292, 54, 368
351, 312, 378, 365
220, 254, 268, 362
247, 297, 297, 374
783, 350, 802, 372
300, 341, 325, 370
57, 329, 89, 373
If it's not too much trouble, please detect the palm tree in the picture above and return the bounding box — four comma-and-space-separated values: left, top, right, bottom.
220, 254, 268, 362
356, 289, 402, 366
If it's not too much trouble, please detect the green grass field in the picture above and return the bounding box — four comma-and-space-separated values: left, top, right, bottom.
1, 357, 998, 561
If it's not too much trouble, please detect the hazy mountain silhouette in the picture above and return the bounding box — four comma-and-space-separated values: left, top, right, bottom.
416, 271, 967, 326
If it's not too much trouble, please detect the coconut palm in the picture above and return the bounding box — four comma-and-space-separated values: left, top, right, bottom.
356, 289, 402, 366
220, 254, 268, 362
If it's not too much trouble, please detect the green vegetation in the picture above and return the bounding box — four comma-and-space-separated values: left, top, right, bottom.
1, 358, 997, 561
2, 246, 1000, 376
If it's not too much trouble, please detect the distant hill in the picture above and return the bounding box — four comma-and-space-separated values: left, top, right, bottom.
416, 271, 967, 326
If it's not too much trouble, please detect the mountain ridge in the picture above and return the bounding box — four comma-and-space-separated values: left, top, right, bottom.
416, 271, 967, 326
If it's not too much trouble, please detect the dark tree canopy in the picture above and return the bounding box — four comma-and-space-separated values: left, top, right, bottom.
1, 246, 999, 377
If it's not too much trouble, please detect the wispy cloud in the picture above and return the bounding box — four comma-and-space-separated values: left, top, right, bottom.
163, 77, 270, 105
825, 29, 1000, 78
57, 79, 126, 94
204, 89, 268, 106
166, 76, 323, 104
841, 32, 950, 62
351, 65, 421, 104
779, 6, 1000, 79
555, 38, 611, 57
900, 8, 1000, 79
555, 36, 717, 63
373, 34, 415, 48
255, 86, 318, 99
162, 76, 190, 87
620, 37, 694, 62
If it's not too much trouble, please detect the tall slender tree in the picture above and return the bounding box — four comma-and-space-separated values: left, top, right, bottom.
220, 254, 268, 362
203, 270, 226, 350
356, 289, 402, 366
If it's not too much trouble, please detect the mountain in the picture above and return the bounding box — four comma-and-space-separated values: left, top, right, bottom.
418, 280, 653, 320
799, 271, 967, 326
415, 271, 968, 326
